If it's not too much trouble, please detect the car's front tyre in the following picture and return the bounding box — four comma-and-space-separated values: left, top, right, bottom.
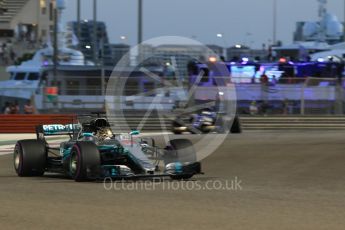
165, 139, 197, 180
69, 141, 101, 181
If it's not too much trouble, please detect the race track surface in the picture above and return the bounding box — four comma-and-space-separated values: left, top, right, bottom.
1, 131, 345, 230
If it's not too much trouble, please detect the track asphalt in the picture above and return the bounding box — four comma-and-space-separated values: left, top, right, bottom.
1, 131, 345, 229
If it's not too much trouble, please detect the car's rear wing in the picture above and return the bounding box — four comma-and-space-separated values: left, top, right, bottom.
36, 124, 82, 137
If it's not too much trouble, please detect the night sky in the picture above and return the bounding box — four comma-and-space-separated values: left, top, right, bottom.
62, 0, 345, 48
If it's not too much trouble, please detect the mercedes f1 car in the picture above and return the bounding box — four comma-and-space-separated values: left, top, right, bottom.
14, 116, 201, 181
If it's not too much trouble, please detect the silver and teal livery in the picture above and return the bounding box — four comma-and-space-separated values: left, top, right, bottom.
14, 116, 202, 181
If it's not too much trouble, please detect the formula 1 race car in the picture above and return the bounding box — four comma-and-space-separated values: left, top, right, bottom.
172, 110, 241, 134
13, 115, 201, 181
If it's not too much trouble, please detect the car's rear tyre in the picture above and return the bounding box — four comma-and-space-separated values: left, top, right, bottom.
172, 119, 185, 134
200, 125, 213, 133
14, 140, 47, 177
69, 141, 100, 181
165, 139, 197, 180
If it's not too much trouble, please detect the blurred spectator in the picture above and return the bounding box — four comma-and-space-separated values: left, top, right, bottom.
260, 72, 269, 101
9, 101, 20, 114
249, 101, 258, 115
260, 72, 269, 85
9, 104, 16, 114
24, 100, 35, 114
327, 57, 338, 78
260, 101, 270, 115
251, 76, 256, 84
270, 75, 277, 86
283, 98, 293, 115
336, 60, 345, 84
3, 102, 10, 114
10, 48, 16, 64
2, 43, 8, 65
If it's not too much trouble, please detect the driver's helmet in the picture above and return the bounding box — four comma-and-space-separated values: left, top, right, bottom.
92, 118, 110, 129
80, 133, 96, 142
97, 127, 113, 140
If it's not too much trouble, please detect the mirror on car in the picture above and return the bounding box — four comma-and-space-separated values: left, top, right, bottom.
130, 130, 140, 136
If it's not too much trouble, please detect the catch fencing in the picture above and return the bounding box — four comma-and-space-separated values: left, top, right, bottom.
1, 77, 345, 115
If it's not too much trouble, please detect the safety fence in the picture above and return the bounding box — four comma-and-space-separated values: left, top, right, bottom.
1, 77, 345, 115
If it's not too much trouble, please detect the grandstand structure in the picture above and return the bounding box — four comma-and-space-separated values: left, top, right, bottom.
0, 0, 55, 43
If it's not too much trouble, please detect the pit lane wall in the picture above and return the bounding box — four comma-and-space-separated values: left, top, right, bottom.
0, 115, 77, 133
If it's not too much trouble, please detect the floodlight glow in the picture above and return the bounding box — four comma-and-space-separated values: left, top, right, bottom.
209, 56, 217, 62
279, 58, 287, 63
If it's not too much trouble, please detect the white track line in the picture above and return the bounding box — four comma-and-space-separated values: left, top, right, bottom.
0, 144, 14, 156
